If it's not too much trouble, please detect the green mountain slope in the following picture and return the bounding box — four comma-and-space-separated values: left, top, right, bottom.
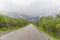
0, 14, 30, 32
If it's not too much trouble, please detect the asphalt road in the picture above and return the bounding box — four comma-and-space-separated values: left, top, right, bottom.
0, 24, 50, 40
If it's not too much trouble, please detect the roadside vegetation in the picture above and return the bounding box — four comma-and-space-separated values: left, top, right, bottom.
0, 14, 30, 32
33, 13, 60, 40
0, 13, 60, 40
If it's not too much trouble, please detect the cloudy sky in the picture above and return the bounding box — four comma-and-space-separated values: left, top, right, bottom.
0, 0, 60, 16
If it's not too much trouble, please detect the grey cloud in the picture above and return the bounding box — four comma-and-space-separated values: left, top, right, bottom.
0, 0, 60, 16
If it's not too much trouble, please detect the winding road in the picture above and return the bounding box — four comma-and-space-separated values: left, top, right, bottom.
0, 24, 51, 40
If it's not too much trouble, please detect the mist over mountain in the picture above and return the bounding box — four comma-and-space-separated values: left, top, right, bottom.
5, 13, 39, 22
0, 0, 60, 22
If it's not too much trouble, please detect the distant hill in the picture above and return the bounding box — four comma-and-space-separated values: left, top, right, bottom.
6, 13, 40, 22
22, 15, 40, 22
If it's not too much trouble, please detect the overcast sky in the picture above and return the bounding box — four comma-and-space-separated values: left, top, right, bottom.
0, 0, 60, 16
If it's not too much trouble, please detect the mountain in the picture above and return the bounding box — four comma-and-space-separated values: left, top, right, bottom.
21, 14, 40, 22
6, 13, 40, 22
5, 13, 25, 18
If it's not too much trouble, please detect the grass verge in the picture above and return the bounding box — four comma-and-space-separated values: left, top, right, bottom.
0, 27, 20, 32
0, 24, 30, 32
35, 26, 60, 40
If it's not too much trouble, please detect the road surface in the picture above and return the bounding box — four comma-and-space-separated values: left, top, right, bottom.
0, 24, 50, 40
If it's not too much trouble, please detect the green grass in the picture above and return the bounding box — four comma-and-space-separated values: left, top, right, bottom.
35, 26, 60, 40
0, 24, 30, 32
0, 26, 21, 32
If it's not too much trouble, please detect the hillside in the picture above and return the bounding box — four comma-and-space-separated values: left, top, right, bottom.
0, 14, 30, 32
